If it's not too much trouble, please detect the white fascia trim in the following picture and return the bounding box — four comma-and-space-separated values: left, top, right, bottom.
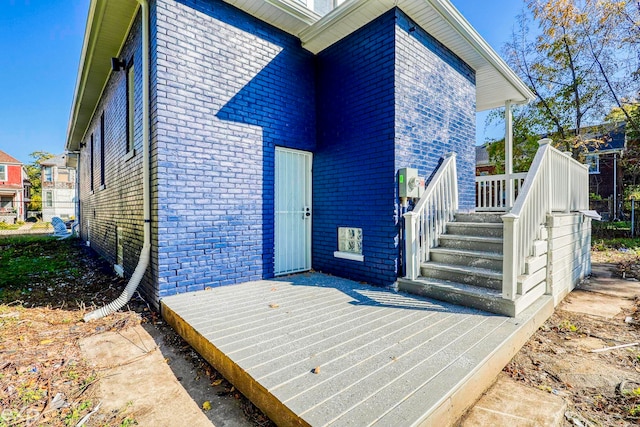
264, 0, 321, 24
66, 0, 139, 151
422, 0, 535, 104
334, 251, 365, 262
78, 4, 140, 147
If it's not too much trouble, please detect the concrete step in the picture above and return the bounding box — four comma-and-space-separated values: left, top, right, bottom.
447, 222, 504, 238
397, 277, 516, 316
455, 213, 503, 223
438, 235, 503, 253
429, 247, 503, 271
420, 262, 502, 290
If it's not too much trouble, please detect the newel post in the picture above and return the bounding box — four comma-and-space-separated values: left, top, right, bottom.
501, 213, 518, 300
404, 211, 419, 280
538, 138, 553, 212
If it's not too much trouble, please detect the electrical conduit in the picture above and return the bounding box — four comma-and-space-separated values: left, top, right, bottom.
84, 0, 151, 321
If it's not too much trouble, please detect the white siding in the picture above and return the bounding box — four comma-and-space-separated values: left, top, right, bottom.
546, 213, 592, 306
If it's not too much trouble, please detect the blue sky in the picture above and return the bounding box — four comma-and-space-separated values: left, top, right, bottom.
0, 0, 524, 165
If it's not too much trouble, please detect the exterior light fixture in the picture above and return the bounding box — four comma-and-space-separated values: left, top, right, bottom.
111, 57, 126, 71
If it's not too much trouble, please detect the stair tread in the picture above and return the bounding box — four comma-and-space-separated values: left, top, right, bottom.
454, 213, 504, 223
429, 247, 503, 260
439, 234, 503, 243
420, 262, 502, 278
407, 277, 502, 298
449, 222, 503, 228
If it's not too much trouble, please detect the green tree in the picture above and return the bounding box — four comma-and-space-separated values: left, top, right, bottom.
486, 109, 541, 173
25, 151, 53, 211
497, 0, 639, 159
609, 103, 640, 187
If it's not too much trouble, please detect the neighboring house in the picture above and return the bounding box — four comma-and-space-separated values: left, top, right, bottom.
22, 169, 32, 218
475, 143, 495, 176
584, 123, 626, 217
0, 150, 26, 223
40, 154, 77, 223
65, 0, 538, 305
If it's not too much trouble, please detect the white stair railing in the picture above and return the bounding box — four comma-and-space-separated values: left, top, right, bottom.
475, 173, 528, 211
502, 139, 589, 300
404, 153, 458, 280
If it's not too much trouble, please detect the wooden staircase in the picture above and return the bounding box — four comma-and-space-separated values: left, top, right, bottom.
399, 213, 541, 316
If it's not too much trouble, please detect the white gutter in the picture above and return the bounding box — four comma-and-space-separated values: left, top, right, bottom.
84, 0, 151, 321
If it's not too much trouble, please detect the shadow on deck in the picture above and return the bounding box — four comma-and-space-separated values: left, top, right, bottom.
161, 273, 553, 426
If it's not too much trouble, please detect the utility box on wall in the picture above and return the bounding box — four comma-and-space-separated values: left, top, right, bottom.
398, 168, 424, 199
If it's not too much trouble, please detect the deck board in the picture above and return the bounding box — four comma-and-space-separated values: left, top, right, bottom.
162, 273, 552, 426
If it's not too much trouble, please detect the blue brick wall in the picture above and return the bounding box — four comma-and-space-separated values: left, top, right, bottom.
78, 1, 478, 302
154, 0, 316, 297
314, 11, 398, 287
313, 9, 475, 286
394, 10, 476, 211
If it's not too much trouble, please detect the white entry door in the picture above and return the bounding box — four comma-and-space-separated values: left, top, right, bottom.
275, 147, 312, 275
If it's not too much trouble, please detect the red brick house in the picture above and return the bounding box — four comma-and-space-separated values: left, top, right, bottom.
0, 150, 27, 223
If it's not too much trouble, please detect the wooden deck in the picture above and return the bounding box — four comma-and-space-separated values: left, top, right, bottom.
161, 273, 553, 426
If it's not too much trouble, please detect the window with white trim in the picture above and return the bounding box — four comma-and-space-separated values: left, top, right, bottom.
126, 61, 135, 154
43, 166, 52, 182
585, 154, 599, 174
338, 227, 362, 254
115, 225, 124, 277
45, 191, 53, 208
0, 165, 6, 181
90, 133, 95, 191
334, 227, 364, 261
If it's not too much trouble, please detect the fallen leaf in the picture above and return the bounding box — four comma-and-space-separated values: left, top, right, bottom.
39, 339, 53, 345
211, 379, 223, 386
312, 366, 320, 374
269, 303, 279, 309
270, 287, 277, 291
202, 401, 211, 411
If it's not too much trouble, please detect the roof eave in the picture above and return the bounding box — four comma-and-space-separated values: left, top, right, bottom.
65, 0, 138, 152
423, 0, 535, 108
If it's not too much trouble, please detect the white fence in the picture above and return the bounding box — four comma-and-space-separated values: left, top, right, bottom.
404, 153, 458, 280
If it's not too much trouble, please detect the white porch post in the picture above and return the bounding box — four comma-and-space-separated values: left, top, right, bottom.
504, 100, 514, 209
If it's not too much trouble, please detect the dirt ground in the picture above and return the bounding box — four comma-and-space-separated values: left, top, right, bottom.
503, 250, 640, 427
2, 235, 640, 426
0, 236, 272, 426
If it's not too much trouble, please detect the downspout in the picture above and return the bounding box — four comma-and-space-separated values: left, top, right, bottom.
84, 0, 151, 321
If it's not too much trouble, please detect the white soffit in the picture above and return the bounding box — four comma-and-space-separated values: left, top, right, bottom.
224, 0, 320, 34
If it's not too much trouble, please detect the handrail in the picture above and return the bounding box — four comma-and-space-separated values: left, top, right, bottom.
475, 172, 528, 211
501, 139, 589, 300
404, 153, 458, 280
